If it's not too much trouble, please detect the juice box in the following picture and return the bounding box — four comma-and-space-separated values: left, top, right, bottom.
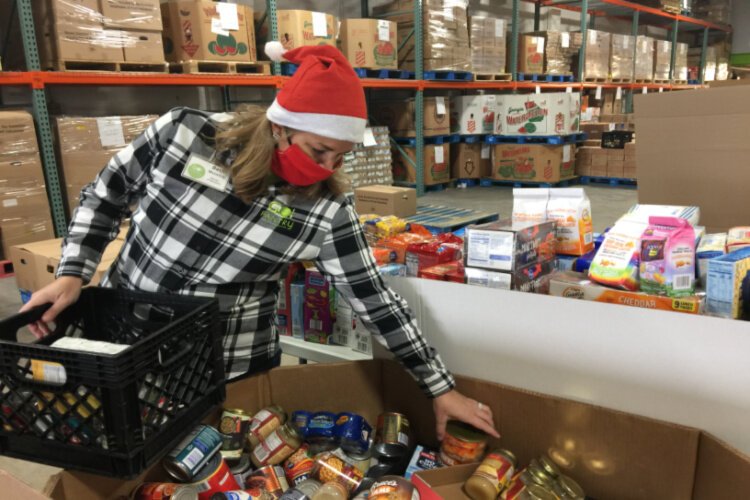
639, 216, 696, 297
303, 268, 336, 344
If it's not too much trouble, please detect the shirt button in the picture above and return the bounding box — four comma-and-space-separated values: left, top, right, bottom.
174, 264, 185, 275
216, 219, 223, 227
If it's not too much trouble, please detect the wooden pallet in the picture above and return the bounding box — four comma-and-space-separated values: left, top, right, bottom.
51, 60, 168, 72
634, 79, 655, 83
653, 79, 671, 84
474, 73, 513, 81
394, 181, 454, 193
672, 80, 688, 85
610, 78, 633, 83
583, 77, 609, 83
169, 60, 272, 75
480, 177, 578, 189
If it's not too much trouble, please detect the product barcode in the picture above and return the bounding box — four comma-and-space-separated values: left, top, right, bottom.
183, 447, 205, 470
309, 319, 323, 331
584, 232, 593, 244
674, 274, 693, 290
264, 432, 283, 452
398, 432, 409, 445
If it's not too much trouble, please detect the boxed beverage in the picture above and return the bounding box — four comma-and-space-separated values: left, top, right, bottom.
303, 268, 336, 344
339, 19, 397, 70
517, 35, 545, 74
706, 247, 750, 320
610, 34, 635, 80
491, 144, 576, 183
276, 9, 337, 51
161, 1, 256, 63
654, 39, 672, 80
639, 217, 696, 297
290, 281, 305, 339
451, 142, 492, 180
635, 36, 655, 80
371, 97, 450, 137
550, 271, 704, 314
469, 16, 506, 75
579, 29, 610, 79
464, 219, 557, 272
354, 185, 417, 218
100, 0, 162, 31
392, 143, 451, 186
450, 95, 500, 135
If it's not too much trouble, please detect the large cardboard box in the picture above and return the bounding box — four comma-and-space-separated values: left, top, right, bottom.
517, 35, 545, 74
580, 29, 610, 79
0, 217, 55, 262
161, 1, 255, 63
371, 97, 450, 137
121, 30, 165, 63
0, 155, 46, 190
610, 33, 635, 80
354, 185, 417, 218
276, 9, 337, 52
635, 86, 750, 232
497, 93, 577, 136
451, 142, 491, 179
0, 111, 40, 156
0, 471, 49, 500
339, 19, 397, 70
450, 95, 500, 135
491, 144, 575, 183
100, 0, 162, 31
392, 144, 450, 185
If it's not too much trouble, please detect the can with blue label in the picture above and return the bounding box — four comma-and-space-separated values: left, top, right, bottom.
163, 424, 223, 482
306, 412, 337, 441
335, 413, 372, 456
290, 410, 313, 436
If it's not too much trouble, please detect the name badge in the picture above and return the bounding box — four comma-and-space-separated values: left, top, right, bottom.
181, 154, 230, 191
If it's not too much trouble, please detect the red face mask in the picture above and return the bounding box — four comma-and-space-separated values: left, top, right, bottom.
271, 144, 335, 186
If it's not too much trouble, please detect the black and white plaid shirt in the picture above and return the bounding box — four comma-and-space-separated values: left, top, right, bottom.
57, 107, 455, 397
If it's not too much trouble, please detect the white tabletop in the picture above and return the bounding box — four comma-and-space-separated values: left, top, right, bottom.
279, 335, 372, 364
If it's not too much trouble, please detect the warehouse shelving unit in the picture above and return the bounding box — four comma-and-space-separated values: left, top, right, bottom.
0, 0, 731, 235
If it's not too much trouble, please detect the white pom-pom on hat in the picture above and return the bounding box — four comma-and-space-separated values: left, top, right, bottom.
264, 41, 287, 62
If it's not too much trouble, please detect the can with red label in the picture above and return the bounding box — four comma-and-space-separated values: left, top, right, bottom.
283, 444, 314, 487
245, 465, 289, 498
131, 482, 200, 499
368, 476, 418, 500
189, 453, 241, 500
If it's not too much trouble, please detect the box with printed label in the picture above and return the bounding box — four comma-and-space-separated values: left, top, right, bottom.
464, 219, 557, 273
580, 29, 610, 79
371, 97, 450, 137
354, 185, 417, 218
392, 143, 450, 186
491, 144, 576, 183
498, 93, 574, 136
517, 35, 545, 74
276, 9, 337, 52
339, 19, 397, 70
303, 268, 336, 344
706, 247, 750, 320
450, 95, 501, 135
451, 143, 492, 180
161, 1, 256, 63
100, 0, 162, 31
465, 261, 554, 293
290, 281, 305, 339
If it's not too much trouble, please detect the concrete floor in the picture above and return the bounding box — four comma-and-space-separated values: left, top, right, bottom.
0, 184, 637, 492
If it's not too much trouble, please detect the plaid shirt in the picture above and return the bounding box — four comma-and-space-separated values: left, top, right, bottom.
58, 107, 455, 397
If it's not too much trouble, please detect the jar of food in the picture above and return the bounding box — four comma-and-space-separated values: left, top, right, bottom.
538, 456, 561, 479
311, 482, 348, 500
439, 421, 489, 466
463, 449, 517, 500
526, 461, 556, 488
369, 476, 418, 500
247, 406, 287, 450
312, 451, 364, 493
280, 479, 322, 499
251, 422, 303, 468
520, 484, 559, 500
553, 474, 585, 500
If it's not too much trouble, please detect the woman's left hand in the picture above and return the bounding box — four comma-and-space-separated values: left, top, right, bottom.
433, 389, 500, 441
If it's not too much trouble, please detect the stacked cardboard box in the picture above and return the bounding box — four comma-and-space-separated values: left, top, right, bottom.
33, 0, 164, 68
693, 0, 732, 24
635, 36, 655, 80
496, 92, 581, 137
162, 1, 257, 63
376, 0, 471, 72
623, 141, 637, 178
450, 95, 500, 135
0, 112, 55, 259
490, 144, 576, 183
55, 115, 158, 216
469, 16, 506, 75
675, 42, 689, 81
341, 126, 394, 188
339, 19, 398, 70
654, 39, 672, 80
392, 143, 451, 186
371, 97, 450, 137
610, 34, 635, 80
579, 29, 610, 79
451, 142, 492, 180
576, 137, 636, 179
516, 35, 546, 74
522, 31, 582, 75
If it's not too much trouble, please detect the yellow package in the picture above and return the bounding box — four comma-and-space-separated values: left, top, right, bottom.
364, 215, 408, 239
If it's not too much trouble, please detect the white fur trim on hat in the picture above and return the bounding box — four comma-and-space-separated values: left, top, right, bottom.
267, 100, 367, 143
264, 41, 287, 62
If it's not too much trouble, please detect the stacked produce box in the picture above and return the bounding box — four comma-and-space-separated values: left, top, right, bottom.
469, 16, 507, 75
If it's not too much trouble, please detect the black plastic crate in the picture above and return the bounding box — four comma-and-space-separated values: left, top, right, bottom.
601, 131, 634, 149
0, 287, 226, 478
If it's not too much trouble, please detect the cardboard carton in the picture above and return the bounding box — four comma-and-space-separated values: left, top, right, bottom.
635, 36, 655, 80
610, 33, 635, 80
121, 30, 165, 63
392, 144, 450, 186
0, 154, 46, 190
450, 95, 500, 135
354, 185, 417, 218
0, 111, 40, 156
0, 187, 52, 220
654, 39, 672, 80
276, 10, 337, 52
491, 144, 576, 183
371, 97, 450, 137
0, 471, 49, 500
0, 216, 55, 261
464, 219, 557, 272
580, 29, 610, 79
100, 0, 162, 31
469, 16, 506, 75
339, 19, 397, 70
161, 1, 255, 63
517, 35, 545, 74
451, 142, 491, 180
498, 93, 575, 136
303, 268, 336, 344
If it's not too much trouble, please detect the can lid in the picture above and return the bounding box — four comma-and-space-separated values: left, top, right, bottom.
526, 464, 554, 486
525, 484, 559, 500
558, 474, 586, 499
494, 448, 518, 468
223, 407, 250, 416
445, 421, 487, 443
538, 455, 561, 478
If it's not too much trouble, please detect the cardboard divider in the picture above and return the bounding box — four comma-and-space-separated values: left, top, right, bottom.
693, 433, 750, 499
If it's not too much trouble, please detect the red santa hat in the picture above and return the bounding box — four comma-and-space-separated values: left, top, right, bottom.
265, 42, 367, 143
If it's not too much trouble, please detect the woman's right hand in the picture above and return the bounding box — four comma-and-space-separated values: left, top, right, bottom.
19, 276, 83, 338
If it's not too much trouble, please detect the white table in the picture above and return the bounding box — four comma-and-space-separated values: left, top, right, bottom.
279, 335, 372, 364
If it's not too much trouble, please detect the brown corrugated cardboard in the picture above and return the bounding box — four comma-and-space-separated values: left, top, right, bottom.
161, 1, 255, 63
451, 142, 491, 179
354, 185, 416, 217
339, 19, 397, 70
635, 86, 750, 232
392, 144, 450, 185
0, 187, 51, 220
121, 30, 165, 63
0, 471, 49, 500
100, 0, 162, 31
0, 111, 39, 157
59, 151, 114, 185
276, 9, 337, 52
0, 216, 55, 261
56, 115, 157, 152
0, 155, 45, 190
491, 144, 576, 183
371, 97, 450, 137
517, 35, 545, 74
41, 360, 750, 500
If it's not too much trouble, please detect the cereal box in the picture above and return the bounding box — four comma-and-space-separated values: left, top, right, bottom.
303, 268, 336, 344
706, 247, 750, 319
639, 216, 696, 297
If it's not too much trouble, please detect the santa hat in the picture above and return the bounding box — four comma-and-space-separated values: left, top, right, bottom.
265, 42, 367, 143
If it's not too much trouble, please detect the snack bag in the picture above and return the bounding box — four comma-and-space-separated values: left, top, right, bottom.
512, 188, 549, 223
405, 234, 463, 277
364, 215, 408, 239
588, 218, 647, 291
639, 216, 696, 297
379, 232, 434, 264
371, 247, 398, 266
546, 188, 594, 256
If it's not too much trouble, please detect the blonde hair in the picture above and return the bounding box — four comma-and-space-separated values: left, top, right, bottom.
216, 104, 350, 203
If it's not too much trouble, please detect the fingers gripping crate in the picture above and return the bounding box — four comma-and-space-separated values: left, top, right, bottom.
0, 288, 225, 478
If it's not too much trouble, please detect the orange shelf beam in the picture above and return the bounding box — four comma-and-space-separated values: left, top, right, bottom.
34, 71, 281, 87
0, 72, 35, 86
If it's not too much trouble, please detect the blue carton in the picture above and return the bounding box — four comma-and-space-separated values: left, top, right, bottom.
706, 247, 750, 319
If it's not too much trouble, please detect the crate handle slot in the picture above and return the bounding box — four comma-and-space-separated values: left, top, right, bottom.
0, 304, 52, 341
157, 341, 196, 371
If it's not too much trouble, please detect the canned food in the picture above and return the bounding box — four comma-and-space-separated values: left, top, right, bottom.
245, 465, 289, 498
312, 451, 364, 493
335, 413, 372, 456
132, 482, 200, 500
251, 422, 303, 468
463, 449, 517, 500
190, 453, 241, 500
220, 408, 252, 460
339, 448, 372, 475
208, 492, 265, 500
306, 412, 337, 442
247, 406, 287, 449
279, 478, 322, 499
373, 413, 410, 459
164, 425, 224, 482
284, 444, 315, 486
229, 454, 252, 475
368, 476, 419, 500
290, 411, 312, 436
439, 421, 488, 466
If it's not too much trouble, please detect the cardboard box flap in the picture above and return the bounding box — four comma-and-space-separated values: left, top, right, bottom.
0, 470, 50, 499
693, 432, 750, 499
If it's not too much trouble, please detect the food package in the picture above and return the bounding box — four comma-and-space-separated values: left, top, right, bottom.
706, 247, 750, 320
639, 217, 696, 297
589, 218, 647, 291
465, 261, 555, 293
610, 34, 635, 81
727, 227, 750, 252
469, 16, 506, 75
406, 233, 463, 277
362, 215, 409, 239
625, 204, 700, 227
635, 36, 655, 81
303, 268, 336, 344
547, 188, 595, 256
512, 187, 549, 224
696, 233, 727, 286
580, 29, 610, 79
378, 232, 434, 264
654, 39, 672, 81
464, 219, 557, 273
418, 261, 466, 283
